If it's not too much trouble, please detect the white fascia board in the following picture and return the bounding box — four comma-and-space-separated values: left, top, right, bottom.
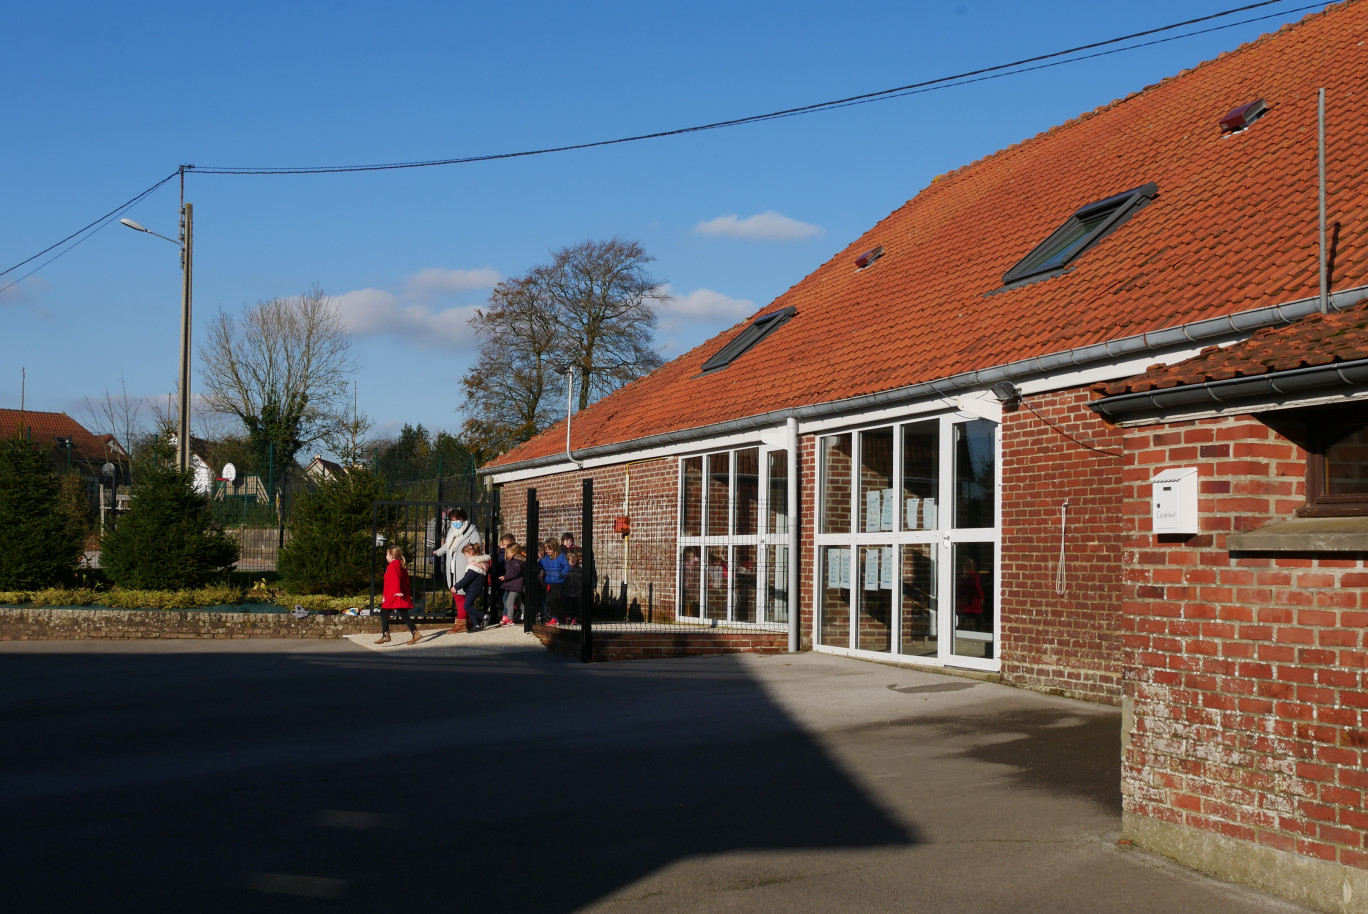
1012, 343, 1219, 398
485, 424, 786, 486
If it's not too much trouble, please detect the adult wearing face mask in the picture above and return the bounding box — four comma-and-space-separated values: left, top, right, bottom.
433, 507, 482, 619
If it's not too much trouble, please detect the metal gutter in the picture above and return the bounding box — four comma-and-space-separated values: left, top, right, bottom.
1091, 357, 1368, 422
483, 285, 1368, 476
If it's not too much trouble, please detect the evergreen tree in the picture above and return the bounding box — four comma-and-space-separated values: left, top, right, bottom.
277, 467, 386, 596
100, 462, 239, 589
0, 437, 84, 589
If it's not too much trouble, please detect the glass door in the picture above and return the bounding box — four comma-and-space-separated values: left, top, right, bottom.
816, 413, 999, 670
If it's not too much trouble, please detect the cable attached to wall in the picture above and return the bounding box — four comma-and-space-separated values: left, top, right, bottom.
1021, 398, 1124, 457
1055, 499, 1070, 595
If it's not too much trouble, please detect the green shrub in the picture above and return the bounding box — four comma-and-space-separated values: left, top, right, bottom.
100, 462, 239, 590
0, 438, 85, 589
273, 593, 368, 612
277, 468, 387, 596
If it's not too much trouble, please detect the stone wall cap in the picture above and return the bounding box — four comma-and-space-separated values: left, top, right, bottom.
1228, 516, 1368, 553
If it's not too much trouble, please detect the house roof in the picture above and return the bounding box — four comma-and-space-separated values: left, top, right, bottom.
306, 454, 345, 478
488, 1, 1368, 471
1096, 298, 1368, 397
0, 409, 126, 465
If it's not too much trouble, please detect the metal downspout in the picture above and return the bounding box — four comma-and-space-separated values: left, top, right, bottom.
787, 417, 800, 654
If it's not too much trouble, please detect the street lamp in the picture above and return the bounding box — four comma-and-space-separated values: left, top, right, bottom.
121, 203, 193, 473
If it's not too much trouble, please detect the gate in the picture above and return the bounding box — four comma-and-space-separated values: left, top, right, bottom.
369, 488, 500, 618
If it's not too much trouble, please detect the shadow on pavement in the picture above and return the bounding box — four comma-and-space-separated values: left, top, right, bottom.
896, 706, 1122, 812
0, 645, 917, 912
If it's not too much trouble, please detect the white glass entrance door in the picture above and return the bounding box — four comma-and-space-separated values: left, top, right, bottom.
815, 413, 999, 671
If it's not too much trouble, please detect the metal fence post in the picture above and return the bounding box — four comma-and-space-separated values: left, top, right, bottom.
581, 478, 594, 663
524, 488, 539, 633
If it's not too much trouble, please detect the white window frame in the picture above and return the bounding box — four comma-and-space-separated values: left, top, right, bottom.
813, 410, 1002, 673
677, 443, 789, 629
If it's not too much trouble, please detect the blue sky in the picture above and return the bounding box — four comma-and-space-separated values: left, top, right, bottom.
1, 0, 1333, 456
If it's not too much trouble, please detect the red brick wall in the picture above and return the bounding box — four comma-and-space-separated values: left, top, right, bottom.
1120, 415, 1368, 872
500, 459, 682, 622
534, 624, 787, 660
1000, 388, 1126, 704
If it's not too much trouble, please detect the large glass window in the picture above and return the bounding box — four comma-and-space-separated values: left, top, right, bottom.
857, 545, 893, 652
903, 421, 938, 531
953, 541, 995, 660
735, 448, 759, 536
819, 546, 850, 649
706, 453, 730, 536
860, 428, 894, 534
821, 434, 853, 535
817, 413, 999, 671
679, 445, 791, 626
900, 544, 937, 657
954, 419, 996, 529
767, 450, 788, 536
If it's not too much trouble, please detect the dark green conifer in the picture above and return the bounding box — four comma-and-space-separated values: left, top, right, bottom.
277, 467, 386, 596
100, 461, 238, 589
0, 437, 84, 589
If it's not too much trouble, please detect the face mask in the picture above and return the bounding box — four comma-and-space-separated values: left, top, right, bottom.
452, 521, 464, 529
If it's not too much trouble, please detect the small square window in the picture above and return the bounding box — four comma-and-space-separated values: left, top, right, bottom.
1003, 182, 1157, 286
1302, 404, 1368, 517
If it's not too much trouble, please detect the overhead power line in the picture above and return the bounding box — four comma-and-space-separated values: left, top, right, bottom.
0, 1, 1326, 284
190, 0, 1320, 176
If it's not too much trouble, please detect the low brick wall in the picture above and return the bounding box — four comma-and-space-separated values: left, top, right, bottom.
0, 607, 424, 640
533, 624, 788, 661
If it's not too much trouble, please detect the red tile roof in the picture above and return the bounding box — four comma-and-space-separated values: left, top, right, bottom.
490, 1, 1368, 470
0, 409, 126, 465
1097, 298, 1368, 396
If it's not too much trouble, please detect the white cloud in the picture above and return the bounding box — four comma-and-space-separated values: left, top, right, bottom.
405, 267, 500, 299
0, 275, 51, 307
694, 210, 823, 242
334, 265, 500, 349
657, 287, 756, 328
335, 287, 480, 349
655, 286, 757, 354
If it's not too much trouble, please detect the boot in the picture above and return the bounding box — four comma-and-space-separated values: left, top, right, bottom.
375, 634, 391, 644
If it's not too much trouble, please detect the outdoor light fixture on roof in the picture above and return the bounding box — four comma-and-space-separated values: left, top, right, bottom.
1219, 99, 1266, 133
1002, 182, 1158, 286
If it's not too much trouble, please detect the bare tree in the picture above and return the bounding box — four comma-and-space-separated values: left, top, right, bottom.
323, 382, 374, 467
539, 238, 666, 410
199, 285, 358, 480
460, 274, 563, 462
459, 239, 665, 459
80, 377, 143, 459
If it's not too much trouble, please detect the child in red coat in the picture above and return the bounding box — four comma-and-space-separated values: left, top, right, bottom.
377, 546, 421, 645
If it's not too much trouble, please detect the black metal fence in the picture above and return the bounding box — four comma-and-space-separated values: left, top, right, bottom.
210, 475, 293, 573
517, 479, 782, 660
369, 491, 500, 618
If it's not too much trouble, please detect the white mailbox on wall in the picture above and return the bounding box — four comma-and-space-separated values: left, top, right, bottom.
1151, 466, 1199, 535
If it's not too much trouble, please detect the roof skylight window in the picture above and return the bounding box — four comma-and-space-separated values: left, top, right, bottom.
1002, 182, 1157, 286
700, 306, 796, 374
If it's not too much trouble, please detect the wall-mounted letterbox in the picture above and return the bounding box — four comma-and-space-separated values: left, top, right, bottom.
1151, 467, 1199, 535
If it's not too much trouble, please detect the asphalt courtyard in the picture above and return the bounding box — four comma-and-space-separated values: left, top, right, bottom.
0, 629, 1312, 914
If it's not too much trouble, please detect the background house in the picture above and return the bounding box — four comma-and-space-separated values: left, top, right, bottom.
1, 409, 128, 479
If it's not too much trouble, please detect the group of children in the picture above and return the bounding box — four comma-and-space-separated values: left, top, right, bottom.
376, 529, 587, 643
